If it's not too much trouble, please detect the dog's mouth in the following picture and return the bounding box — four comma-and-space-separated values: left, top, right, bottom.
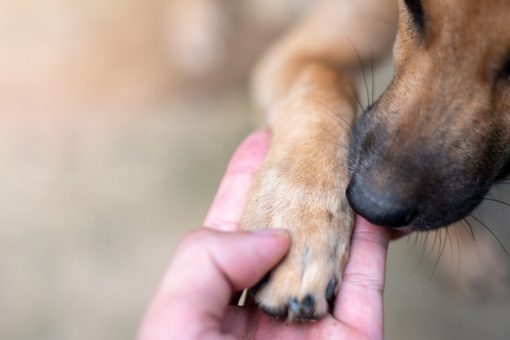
345, 173, 493, 231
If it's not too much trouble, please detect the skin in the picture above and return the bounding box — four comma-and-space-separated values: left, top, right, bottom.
138, 131, 394, 340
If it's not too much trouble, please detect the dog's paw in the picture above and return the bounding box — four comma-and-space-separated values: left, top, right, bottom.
241, 152, 353, 320
251, 236, 343, 320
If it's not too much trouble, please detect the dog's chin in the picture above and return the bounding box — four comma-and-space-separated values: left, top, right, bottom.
379, 205, 480, 232
348, 170, 496, 231
356, 216, 413, 241
360, 211, 471, 234
376, 212, 466, 231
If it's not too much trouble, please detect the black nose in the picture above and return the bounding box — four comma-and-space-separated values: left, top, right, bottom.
346, 174, 417, 228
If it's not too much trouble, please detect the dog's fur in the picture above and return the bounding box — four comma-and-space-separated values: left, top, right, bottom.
237, 0, 510, 321
170, 0, 510, 320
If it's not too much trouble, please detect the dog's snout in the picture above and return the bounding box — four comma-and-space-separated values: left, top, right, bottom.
346, 174, 417, 228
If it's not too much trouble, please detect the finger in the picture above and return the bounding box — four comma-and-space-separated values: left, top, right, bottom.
167, 229, 290, 301
204, 130, 271, 231
334, 216, 391, 340
224, 308, 359, 340
140, 229, 290, 339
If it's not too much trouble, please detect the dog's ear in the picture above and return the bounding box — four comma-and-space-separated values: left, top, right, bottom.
403, 0, 425, 32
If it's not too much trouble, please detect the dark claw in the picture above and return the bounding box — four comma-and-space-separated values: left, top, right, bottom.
301, 295, 315, 319
326, 277, 337, 300
259, 285, 337, 320
326, 278, 337, 312
288, 297, 301, 315
285, 296, 317, 320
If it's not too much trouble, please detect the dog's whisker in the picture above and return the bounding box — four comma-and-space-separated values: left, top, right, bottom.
446, 226, 454, 255
461, 218, 476, 241
429, 228, 449, 282
359, 54, 370, 108
315, 126, 354, 155
370, 55, 375, 106
411, 229, 420, 250
415, 231, 430, 270
354, 95, 365, 114
316, 137, 352, 156
314, 114, 349, 140
342, 35, 370, 111
425, 228, 439, 258
467, 214, 509, 256
445, 226, 459, 277
362, 70, 370, 109
408, 231, 417, 250
482, 197, 510, 207
452, 226, 462, 280
310, 98, 354, 130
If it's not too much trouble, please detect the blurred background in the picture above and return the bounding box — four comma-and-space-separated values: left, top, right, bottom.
1, 1, 509, 339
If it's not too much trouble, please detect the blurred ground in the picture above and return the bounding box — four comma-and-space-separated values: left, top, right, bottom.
0, 96, 252, 340
1, 1, 509, 339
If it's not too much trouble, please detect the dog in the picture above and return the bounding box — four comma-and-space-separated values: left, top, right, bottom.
235, 0, 510, 321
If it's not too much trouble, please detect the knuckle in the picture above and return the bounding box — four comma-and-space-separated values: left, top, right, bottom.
176, 229, 216, 252
204, 218, 239, 231
342, 271, 384, 293
352, 230, 389, 249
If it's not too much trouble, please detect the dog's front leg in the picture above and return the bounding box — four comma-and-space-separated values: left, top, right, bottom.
240, 0, 396, 320
241, 63, 358, 320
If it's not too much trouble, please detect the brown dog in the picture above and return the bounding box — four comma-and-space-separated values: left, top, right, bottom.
238, 0, 510, 321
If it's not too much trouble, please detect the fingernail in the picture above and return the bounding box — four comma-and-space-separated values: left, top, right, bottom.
251, 228, 288, 237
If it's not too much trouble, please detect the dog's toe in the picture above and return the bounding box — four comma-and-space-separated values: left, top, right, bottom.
253, 260, 341, 321
260, 295, 321, 321
259, 291, 331, 321
325, 277, 337, 300
259, 304, 288, 319
299, 295, 316, 319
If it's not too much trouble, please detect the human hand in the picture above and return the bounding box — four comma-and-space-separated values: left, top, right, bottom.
139, 130, 393, 340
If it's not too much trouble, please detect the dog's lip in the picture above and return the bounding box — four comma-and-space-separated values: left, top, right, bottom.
356, 215, 413, 239
356, 212, 415, 231
390, 226, 413, 239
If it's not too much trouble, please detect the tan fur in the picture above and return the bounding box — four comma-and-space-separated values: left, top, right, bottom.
385, 0, 510, 154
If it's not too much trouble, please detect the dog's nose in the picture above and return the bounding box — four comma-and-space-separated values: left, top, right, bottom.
346, 174, 417, 228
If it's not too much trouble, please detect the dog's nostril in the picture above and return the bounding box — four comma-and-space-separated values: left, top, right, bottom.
346, 175, 417, 228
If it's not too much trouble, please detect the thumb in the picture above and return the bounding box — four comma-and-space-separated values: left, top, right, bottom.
166, 228, 290, 307
140, 229, 290, 339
